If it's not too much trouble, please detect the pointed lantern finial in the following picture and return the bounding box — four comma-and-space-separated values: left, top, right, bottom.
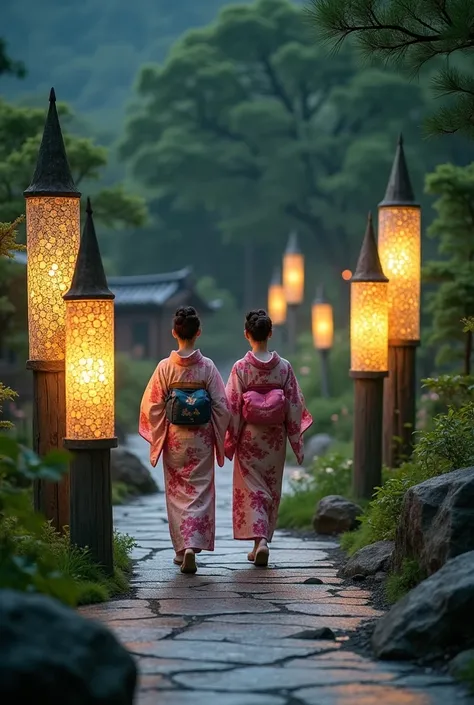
64, 198, 114, 300
24, 88, 80, 198
379, 133, 417, 207
314, 284, 327, 304
285, 231, 300, 254
352, 213, 388, 283
271, 266, 283, 286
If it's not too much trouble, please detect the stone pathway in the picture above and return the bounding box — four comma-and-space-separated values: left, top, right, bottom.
82, 438, 473, 705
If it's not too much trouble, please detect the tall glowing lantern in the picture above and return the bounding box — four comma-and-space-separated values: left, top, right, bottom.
283, 232, 304, 354
378, 134, 421, 467
24, 88, 81, 530
350, 213, 389, 499
64, 199, 116, 572
268, 268, 287, 325
312, 285, 333, 398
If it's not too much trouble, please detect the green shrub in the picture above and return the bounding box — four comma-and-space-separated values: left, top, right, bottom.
385, 559, 425, 604
115, 353, 155, 434
278, 453, 352, 529
0, 435, 136, 605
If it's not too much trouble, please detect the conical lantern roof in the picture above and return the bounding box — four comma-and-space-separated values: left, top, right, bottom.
379, 134, 418, 207
25, 88, 80, 198
271, 267, 283, 286
64, 198, 114, 300
314, 284, 328, 304
285, 231, 301, 254
352, 213, 388, 283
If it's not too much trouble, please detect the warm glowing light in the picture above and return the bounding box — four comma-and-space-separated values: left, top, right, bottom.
283, 252, 304, 305
351, 281, 388, 372
26, 197, 80, 360
312, 302, 334, 350
378, 206, 421, 340
342, 269, 352, 281
268, 282, 287, 325
65, 299, 115, 440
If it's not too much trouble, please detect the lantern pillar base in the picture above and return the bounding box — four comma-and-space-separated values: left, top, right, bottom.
383, 340, 419, 469
26, 360, 69, 531
64, 437, 118, 575
319, 348, 330, 398
350, 370, 388, 500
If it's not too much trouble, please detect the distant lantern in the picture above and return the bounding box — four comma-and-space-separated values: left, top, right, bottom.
342, 269, 352, 281
268, 268, 287, 325
312, 286, 334, 351
64, 199, 115, 441
351, 214, 389, 374
283, 232, 304, 305
24, 88, 81, 362
378, 134, 421, 342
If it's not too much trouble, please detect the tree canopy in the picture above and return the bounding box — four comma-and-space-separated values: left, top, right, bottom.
120, 0, 472, 306
308, 0, 474, 137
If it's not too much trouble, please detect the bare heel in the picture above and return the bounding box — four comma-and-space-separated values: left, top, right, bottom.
254, 545, 269, 567
181, 549, 197, 574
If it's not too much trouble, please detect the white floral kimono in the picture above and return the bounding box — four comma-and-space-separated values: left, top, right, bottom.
140, 350, 230, 553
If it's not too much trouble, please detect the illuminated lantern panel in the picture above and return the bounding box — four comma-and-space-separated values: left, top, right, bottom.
351, 281, 388, 372
26, 196, 80, 360
283, 252, 304, 305
312, 302, 334, 350
378, 206, 421, 340
268, 283, 287, 325
65, 299, 115, 440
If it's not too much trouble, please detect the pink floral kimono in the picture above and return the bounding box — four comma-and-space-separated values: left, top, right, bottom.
139, 350, 230, 553
225, 351, 312, 542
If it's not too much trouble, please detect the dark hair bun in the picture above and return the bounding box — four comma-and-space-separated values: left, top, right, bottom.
245, 308, 272, 342
173, 306, 201, 341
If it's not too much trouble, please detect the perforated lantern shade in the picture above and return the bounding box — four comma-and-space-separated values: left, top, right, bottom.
268, 282, 287, 325
283, 252, 304, 305
65, 298, 115, 440
312, 301, 334, 351
350, 281, 389, 372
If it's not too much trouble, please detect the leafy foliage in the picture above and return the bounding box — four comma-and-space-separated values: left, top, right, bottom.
385, 559, 425, 604
423, 164, 474, 373
0, 435, 135, 605
116, 354, 155, 434
308, 0, 474, 137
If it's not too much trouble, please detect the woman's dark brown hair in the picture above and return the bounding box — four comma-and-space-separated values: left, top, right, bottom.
245, 309, 272, 342
173, 306, 201, 340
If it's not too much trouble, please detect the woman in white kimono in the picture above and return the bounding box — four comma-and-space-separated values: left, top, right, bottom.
139, 306, 230, 573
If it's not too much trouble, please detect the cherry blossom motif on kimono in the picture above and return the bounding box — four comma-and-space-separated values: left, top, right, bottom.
225, 351, 312, 542
140, 349, 230, 553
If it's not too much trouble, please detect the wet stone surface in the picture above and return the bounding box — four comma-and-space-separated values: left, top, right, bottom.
82, 439, 474, 705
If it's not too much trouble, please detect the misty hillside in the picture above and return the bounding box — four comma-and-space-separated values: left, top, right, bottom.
1, 0, 252, 137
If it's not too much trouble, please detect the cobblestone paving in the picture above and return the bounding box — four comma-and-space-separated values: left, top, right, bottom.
82, 440, 474, 705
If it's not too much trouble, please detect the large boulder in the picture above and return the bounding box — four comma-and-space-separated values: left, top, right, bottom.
111, 446, 159, 496
394, 467, 474, 575
341, 540, 394, 578
0, 589, 137, 704
313, 495, 362, 535
304, 434, 333, 465
372, 551, 474, 660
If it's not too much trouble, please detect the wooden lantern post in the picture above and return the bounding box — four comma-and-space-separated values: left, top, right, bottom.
268, 267, 287, 349
312, 285, 334, 398
63, 198, 116, 573
350, 213, 389, 499
378, 135, 421, 467
24, 88, 81, 530
283, 232, 304, 355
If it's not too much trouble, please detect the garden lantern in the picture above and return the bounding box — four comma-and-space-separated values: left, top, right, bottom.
312, 285, 333, 398
64, 198, 116, 572
283, 232, 304, 354
350, 212, 389, 499
268, 267, 287, 326
378, 134, 421, 467
24, 87, 81, 530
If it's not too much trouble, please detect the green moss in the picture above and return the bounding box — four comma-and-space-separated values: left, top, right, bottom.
453, 657, 474, 694
385, 559, 425, 604
112, 481, 131, 505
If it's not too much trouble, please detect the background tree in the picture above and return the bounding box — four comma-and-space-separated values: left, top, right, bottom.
120, 0, 469, 308
309, 0, 474, 137
423, 163, 474, 374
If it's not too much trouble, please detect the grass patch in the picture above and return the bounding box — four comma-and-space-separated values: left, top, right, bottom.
112, 481, 132, 505
278, 485, 321, 529
385, 559, 425, 604
453, 657, 474, 695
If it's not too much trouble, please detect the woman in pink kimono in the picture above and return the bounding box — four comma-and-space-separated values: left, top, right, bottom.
139, 306, 230, 574
225, 309, 312, 567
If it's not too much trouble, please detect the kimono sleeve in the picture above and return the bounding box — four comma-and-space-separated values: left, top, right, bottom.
224, 364, 245, 461
207, 362, 231, 468
284, 364, 313, 466
139, 363, 168, 468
